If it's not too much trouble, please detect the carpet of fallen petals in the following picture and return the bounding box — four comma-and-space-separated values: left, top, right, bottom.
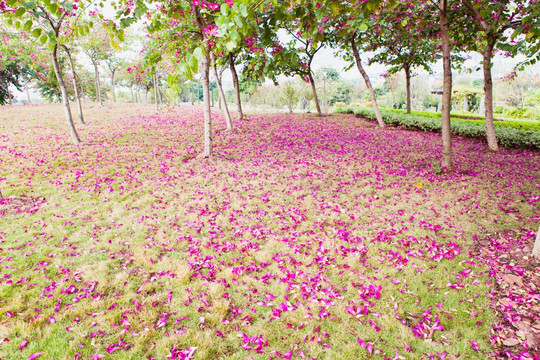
0, 103, 538, 360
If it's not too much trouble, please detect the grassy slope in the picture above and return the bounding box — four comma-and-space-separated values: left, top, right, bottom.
0, 104, 538, 359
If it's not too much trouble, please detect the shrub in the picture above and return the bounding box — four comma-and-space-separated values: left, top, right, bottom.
335, 106, 540, 150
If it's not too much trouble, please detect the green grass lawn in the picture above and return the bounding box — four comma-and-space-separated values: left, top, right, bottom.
0, 103, 538, 359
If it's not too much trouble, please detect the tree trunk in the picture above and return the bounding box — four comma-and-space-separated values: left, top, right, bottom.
93, 61, 102, 105
51, 44, 80, 145
483, 39, 499, 152
156, 74, 162, 104
25, 85, 31, 104
211, 54, 233, 130
201, 52, 212, 157
229, 53, 244, 120
351, 37, 385, 128
63, 45, 85, 125
533, 225, 540, 260
111, 71, 116, 102
439, 0, 453, 169
153, 72, 159, 111
404, 63, 412, 114
308, 71, 322, 116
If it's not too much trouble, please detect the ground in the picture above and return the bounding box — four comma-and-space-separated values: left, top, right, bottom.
0, 103, 538, 360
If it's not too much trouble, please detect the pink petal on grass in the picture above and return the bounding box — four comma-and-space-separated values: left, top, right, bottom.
403, 341, 411, 352
28, 353, 43, 360
19, 339, 29, 350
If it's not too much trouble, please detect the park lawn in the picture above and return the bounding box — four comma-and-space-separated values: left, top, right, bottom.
0, 103, 538, 359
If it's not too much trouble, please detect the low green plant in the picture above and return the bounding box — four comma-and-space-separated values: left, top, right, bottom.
336, 106, 540, 149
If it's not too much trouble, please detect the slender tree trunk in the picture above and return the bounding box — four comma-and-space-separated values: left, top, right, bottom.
153, 72, 159, 111
533, 225, 540, 260
51, 44, 80, 145
440, 0, 453, 168
111, 71, 116, 102
156, 74, 162, 104
62, 45, 85, 125
93, 61, 102, 105
404, 63, 412, 114
483, 39, 499, 152
351, 37, 385, 128
229, 53, 244, 120
211, 54, 233, 130
25, 85, 31, 104
130, 86, 134, 102
308, 71, 322, 116
201, 52, 212, 157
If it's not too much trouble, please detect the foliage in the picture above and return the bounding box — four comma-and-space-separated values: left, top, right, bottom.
337, 106, 540, 149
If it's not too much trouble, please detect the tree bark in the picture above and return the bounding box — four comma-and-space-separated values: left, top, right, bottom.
111, 71, 116, 102
51, 44, 80, 145
62, 45, 85, 125
25, 85, 31, 104
93, 61, 102, 105
483, 39, 499, 152
211, 54, 233, 130
439, 0, 453, 168
308, 71, 322, 116
156, 73, 162, 104
153, 72, 159, 111
404, 63, 412, 114
533, 225, 540, 260
351, 37, 386, 128
229, 53, 244, 120
201, 52, 212, 157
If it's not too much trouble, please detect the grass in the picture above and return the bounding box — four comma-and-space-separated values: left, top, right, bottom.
0, 103, 538, 359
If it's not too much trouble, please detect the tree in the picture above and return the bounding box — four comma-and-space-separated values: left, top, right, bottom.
80, 27, 112, 106
62, 45, 85, 124
104, 55, 123, 102
279, 81, 299, 113
0, 39, 29, 104
366, 2, 441, 114
0, 0, 98, 144
321, 1, 387, 128
460, 0, 540, 152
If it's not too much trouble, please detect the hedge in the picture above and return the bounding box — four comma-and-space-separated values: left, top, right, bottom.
336, 106, 540, 150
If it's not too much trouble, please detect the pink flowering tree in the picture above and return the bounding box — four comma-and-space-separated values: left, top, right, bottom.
0, 0, 105, 144
118, 0, 265, 156
365, 2, 442, 114
319, 0, 388, 127
459, 0, 540, 152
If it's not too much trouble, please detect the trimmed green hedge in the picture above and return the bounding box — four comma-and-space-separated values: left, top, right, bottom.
336, 106, 540, 150
380, 108, 540, 131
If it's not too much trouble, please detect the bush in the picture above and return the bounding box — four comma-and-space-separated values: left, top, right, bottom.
335, 106, 540, 150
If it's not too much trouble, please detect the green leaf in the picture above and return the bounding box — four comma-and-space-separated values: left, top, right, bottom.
6, 0, 17, 7
193, 47, 204, 61
39, 34, 48, 45
240, 3, 248, 17
49, 3, 58, 15
14, 6, 26, 17
226, 40, 236, 51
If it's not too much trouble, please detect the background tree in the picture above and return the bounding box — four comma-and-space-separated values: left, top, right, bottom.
0, 0, 100, 144
460, 0, 540, 152
80, 27, 112, 105
322, 1, 387, 128
366, 2, 441, 114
